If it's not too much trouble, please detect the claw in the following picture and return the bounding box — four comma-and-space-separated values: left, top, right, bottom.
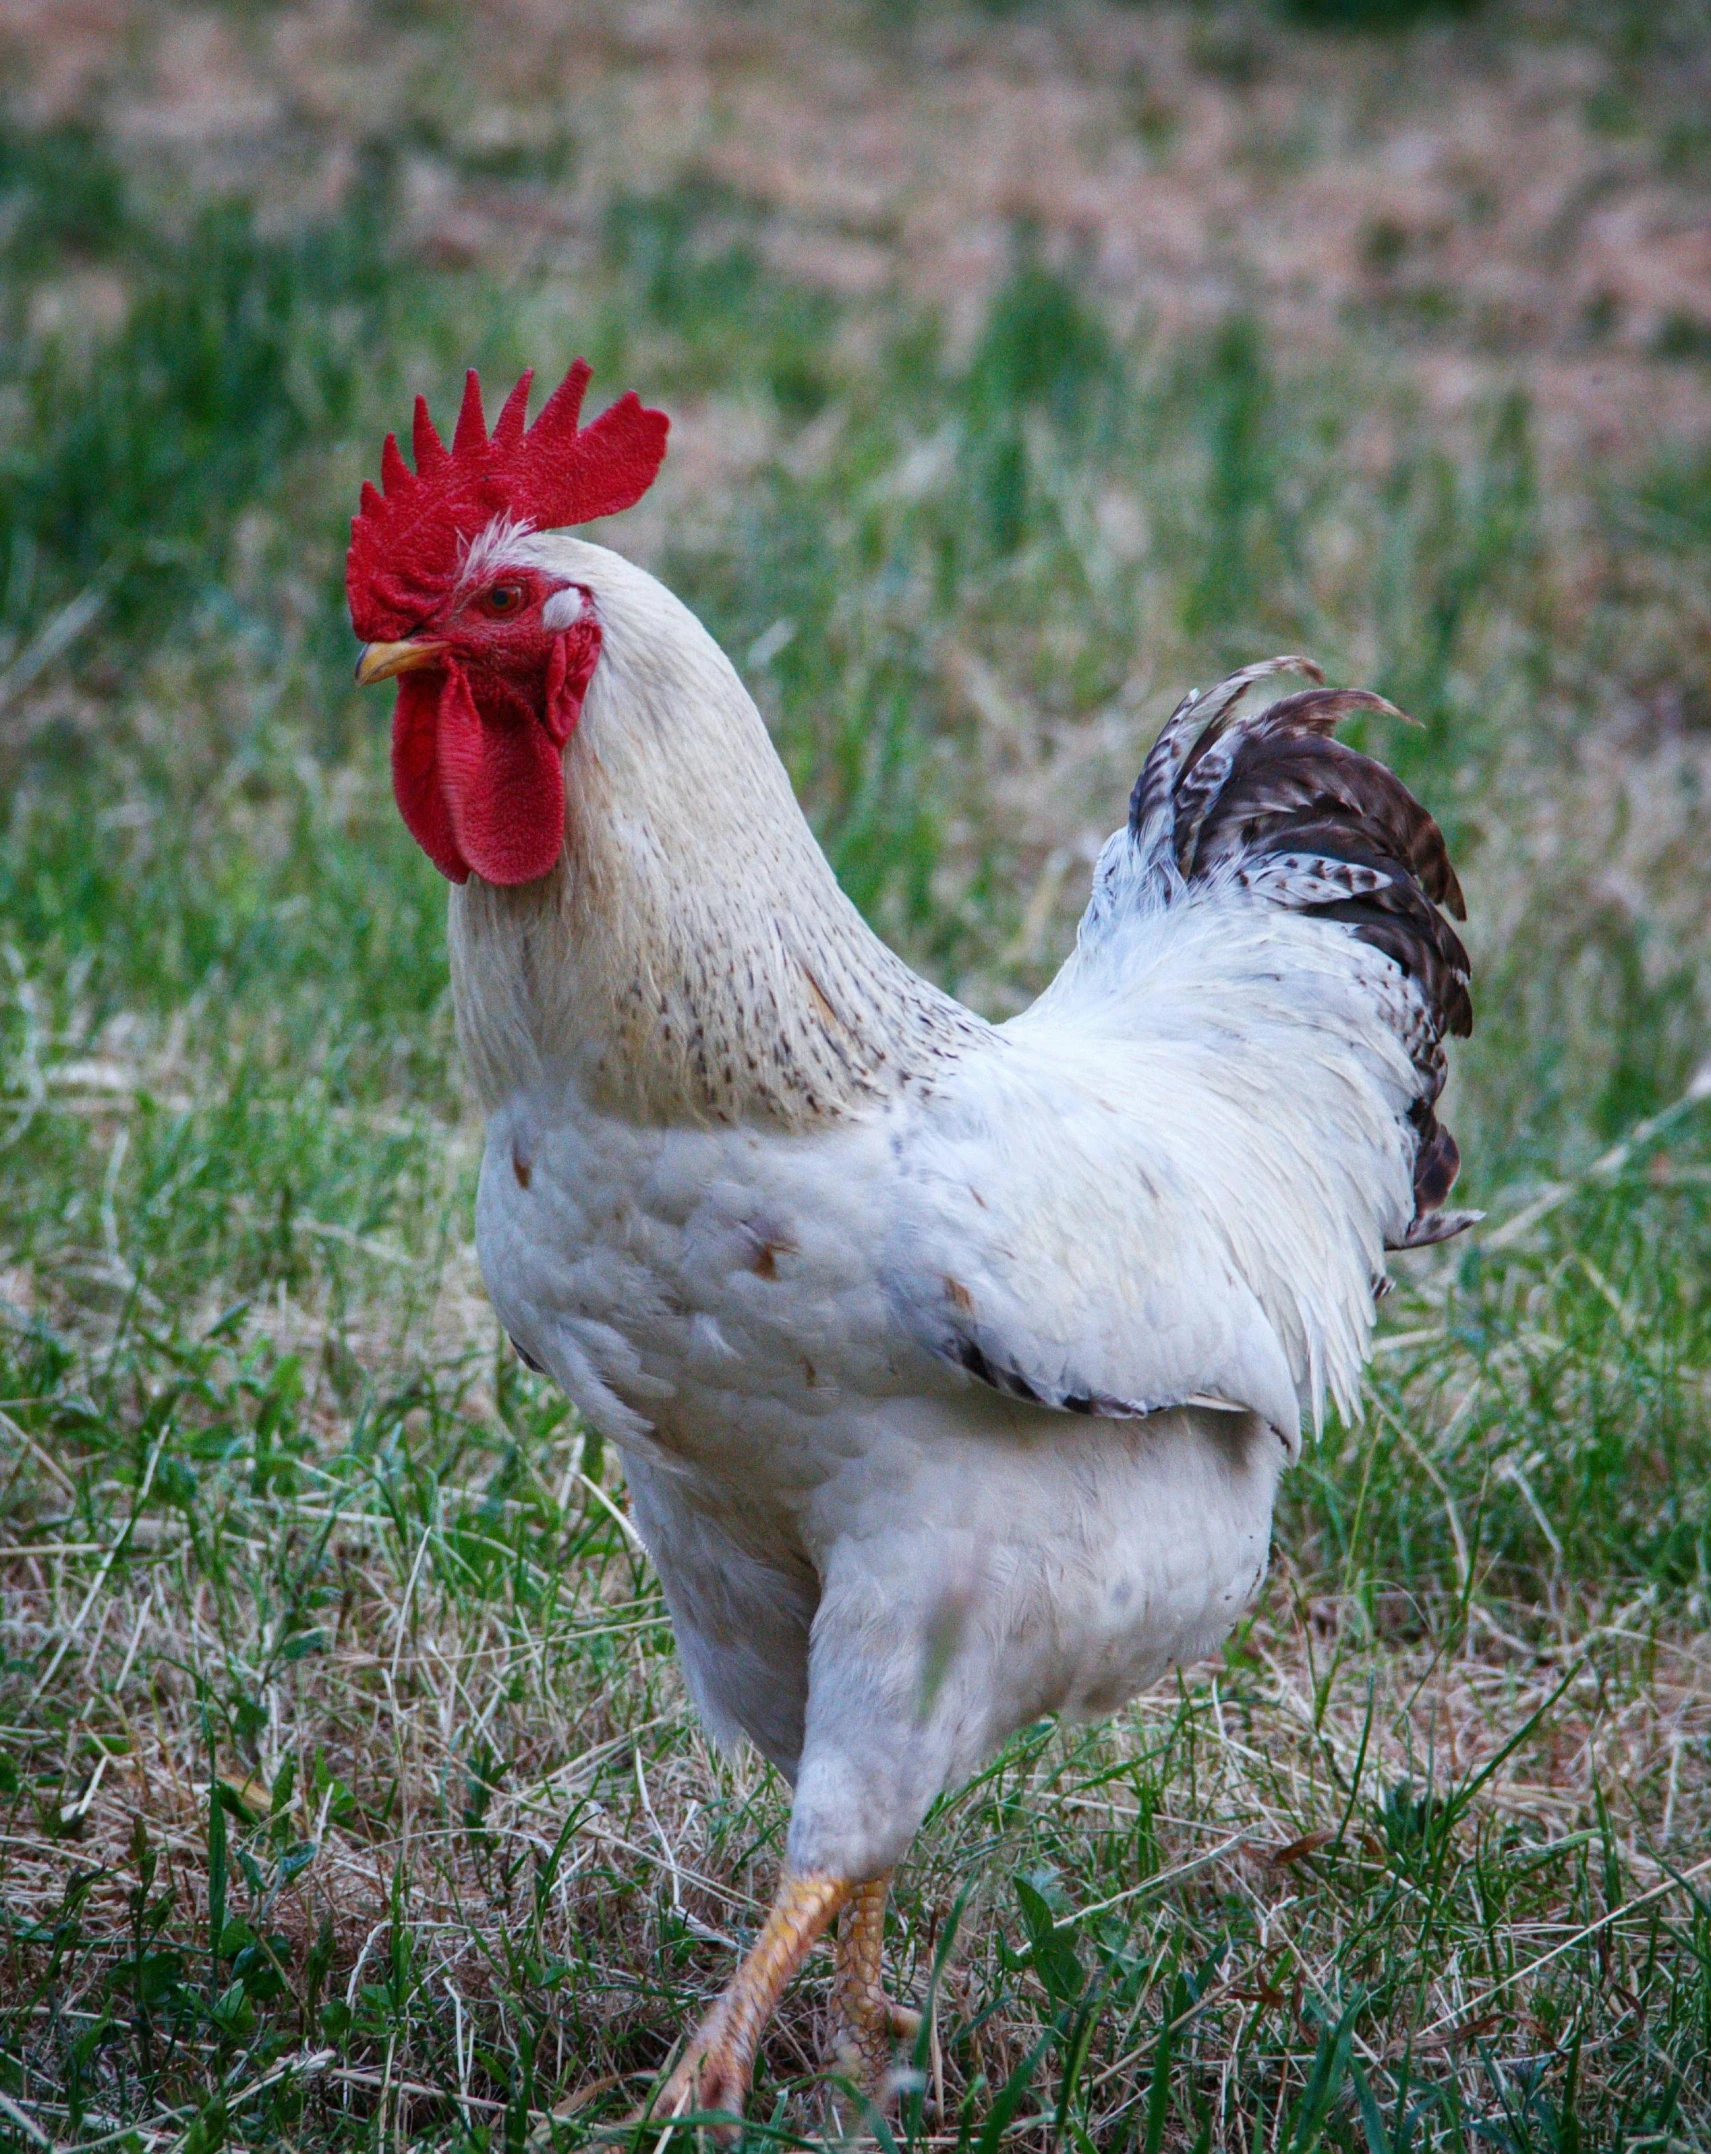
644, 1999, 753, 2142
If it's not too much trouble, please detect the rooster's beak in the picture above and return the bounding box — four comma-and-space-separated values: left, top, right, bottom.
355, 638, 446, 685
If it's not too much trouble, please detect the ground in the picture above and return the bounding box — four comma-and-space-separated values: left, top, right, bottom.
2, 2, 1711, 2148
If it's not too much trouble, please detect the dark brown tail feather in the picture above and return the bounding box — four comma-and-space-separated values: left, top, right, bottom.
1133, 673, 1474, 1245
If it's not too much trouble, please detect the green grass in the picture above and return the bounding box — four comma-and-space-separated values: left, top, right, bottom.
3, 34, 1711, 2154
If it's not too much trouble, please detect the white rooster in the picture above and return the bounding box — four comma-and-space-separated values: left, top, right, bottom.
349, 363, 1473, 2125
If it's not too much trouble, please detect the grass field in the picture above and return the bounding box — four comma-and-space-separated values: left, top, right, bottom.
4, 4, 1711, 2148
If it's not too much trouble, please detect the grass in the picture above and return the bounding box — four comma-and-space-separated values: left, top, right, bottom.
3, 17, 1711, 2150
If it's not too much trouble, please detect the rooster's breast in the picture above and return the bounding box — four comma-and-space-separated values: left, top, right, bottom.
473, 1085, 915, 1483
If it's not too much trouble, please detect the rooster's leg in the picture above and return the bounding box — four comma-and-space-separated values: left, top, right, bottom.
644, 1870, 854, 2135
826, 1873, 923, 2102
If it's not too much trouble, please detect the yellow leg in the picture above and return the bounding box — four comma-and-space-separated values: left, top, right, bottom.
642, 1870, 854, 2135
826, 1873, 923, 2102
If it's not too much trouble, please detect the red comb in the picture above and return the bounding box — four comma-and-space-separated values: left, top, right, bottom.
347, 362, 669, 641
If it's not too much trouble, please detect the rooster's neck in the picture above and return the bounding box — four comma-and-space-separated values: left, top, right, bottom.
445, 567, 983, 1127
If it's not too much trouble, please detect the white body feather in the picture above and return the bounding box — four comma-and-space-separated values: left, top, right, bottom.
451, 535, 1441, 1878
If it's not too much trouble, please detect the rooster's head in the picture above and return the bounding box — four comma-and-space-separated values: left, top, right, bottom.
347, 363, 669, 886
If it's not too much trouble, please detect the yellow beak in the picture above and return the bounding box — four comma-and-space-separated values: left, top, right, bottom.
354, 638, 446, 685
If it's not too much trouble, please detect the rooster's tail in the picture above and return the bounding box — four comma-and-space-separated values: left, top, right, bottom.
1100, 657, 1475, 1250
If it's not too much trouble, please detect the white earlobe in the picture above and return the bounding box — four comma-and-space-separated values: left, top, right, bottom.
542, 586, 590, 632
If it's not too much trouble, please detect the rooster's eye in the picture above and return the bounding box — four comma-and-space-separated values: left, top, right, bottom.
484, 581, 526, 617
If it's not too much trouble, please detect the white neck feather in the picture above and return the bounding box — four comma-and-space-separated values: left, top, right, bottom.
446, 538, 982, 1125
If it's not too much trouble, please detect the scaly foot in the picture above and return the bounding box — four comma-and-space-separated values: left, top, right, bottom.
639, 1871, 855, 2140
824, 1874, 922, 2117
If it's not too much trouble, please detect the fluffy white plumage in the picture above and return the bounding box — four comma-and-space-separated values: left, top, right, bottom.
446, 533, 1472, 1887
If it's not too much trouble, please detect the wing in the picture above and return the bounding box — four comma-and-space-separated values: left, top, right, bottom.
882, 659, 1474, 1451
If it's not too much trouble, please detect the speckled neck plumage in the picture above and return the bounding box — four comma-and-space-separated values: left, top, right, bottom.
445, 537, 984, 1128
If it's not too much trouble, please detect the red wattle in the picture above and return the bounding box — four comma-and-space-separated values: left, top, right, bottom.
391, 669, 469, 882
388, 629, 601, 888
435, 660, 568, 887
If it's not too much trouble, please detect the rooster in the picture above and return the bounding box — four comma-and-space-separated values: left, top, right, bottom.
348, 362, 1473, 2127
